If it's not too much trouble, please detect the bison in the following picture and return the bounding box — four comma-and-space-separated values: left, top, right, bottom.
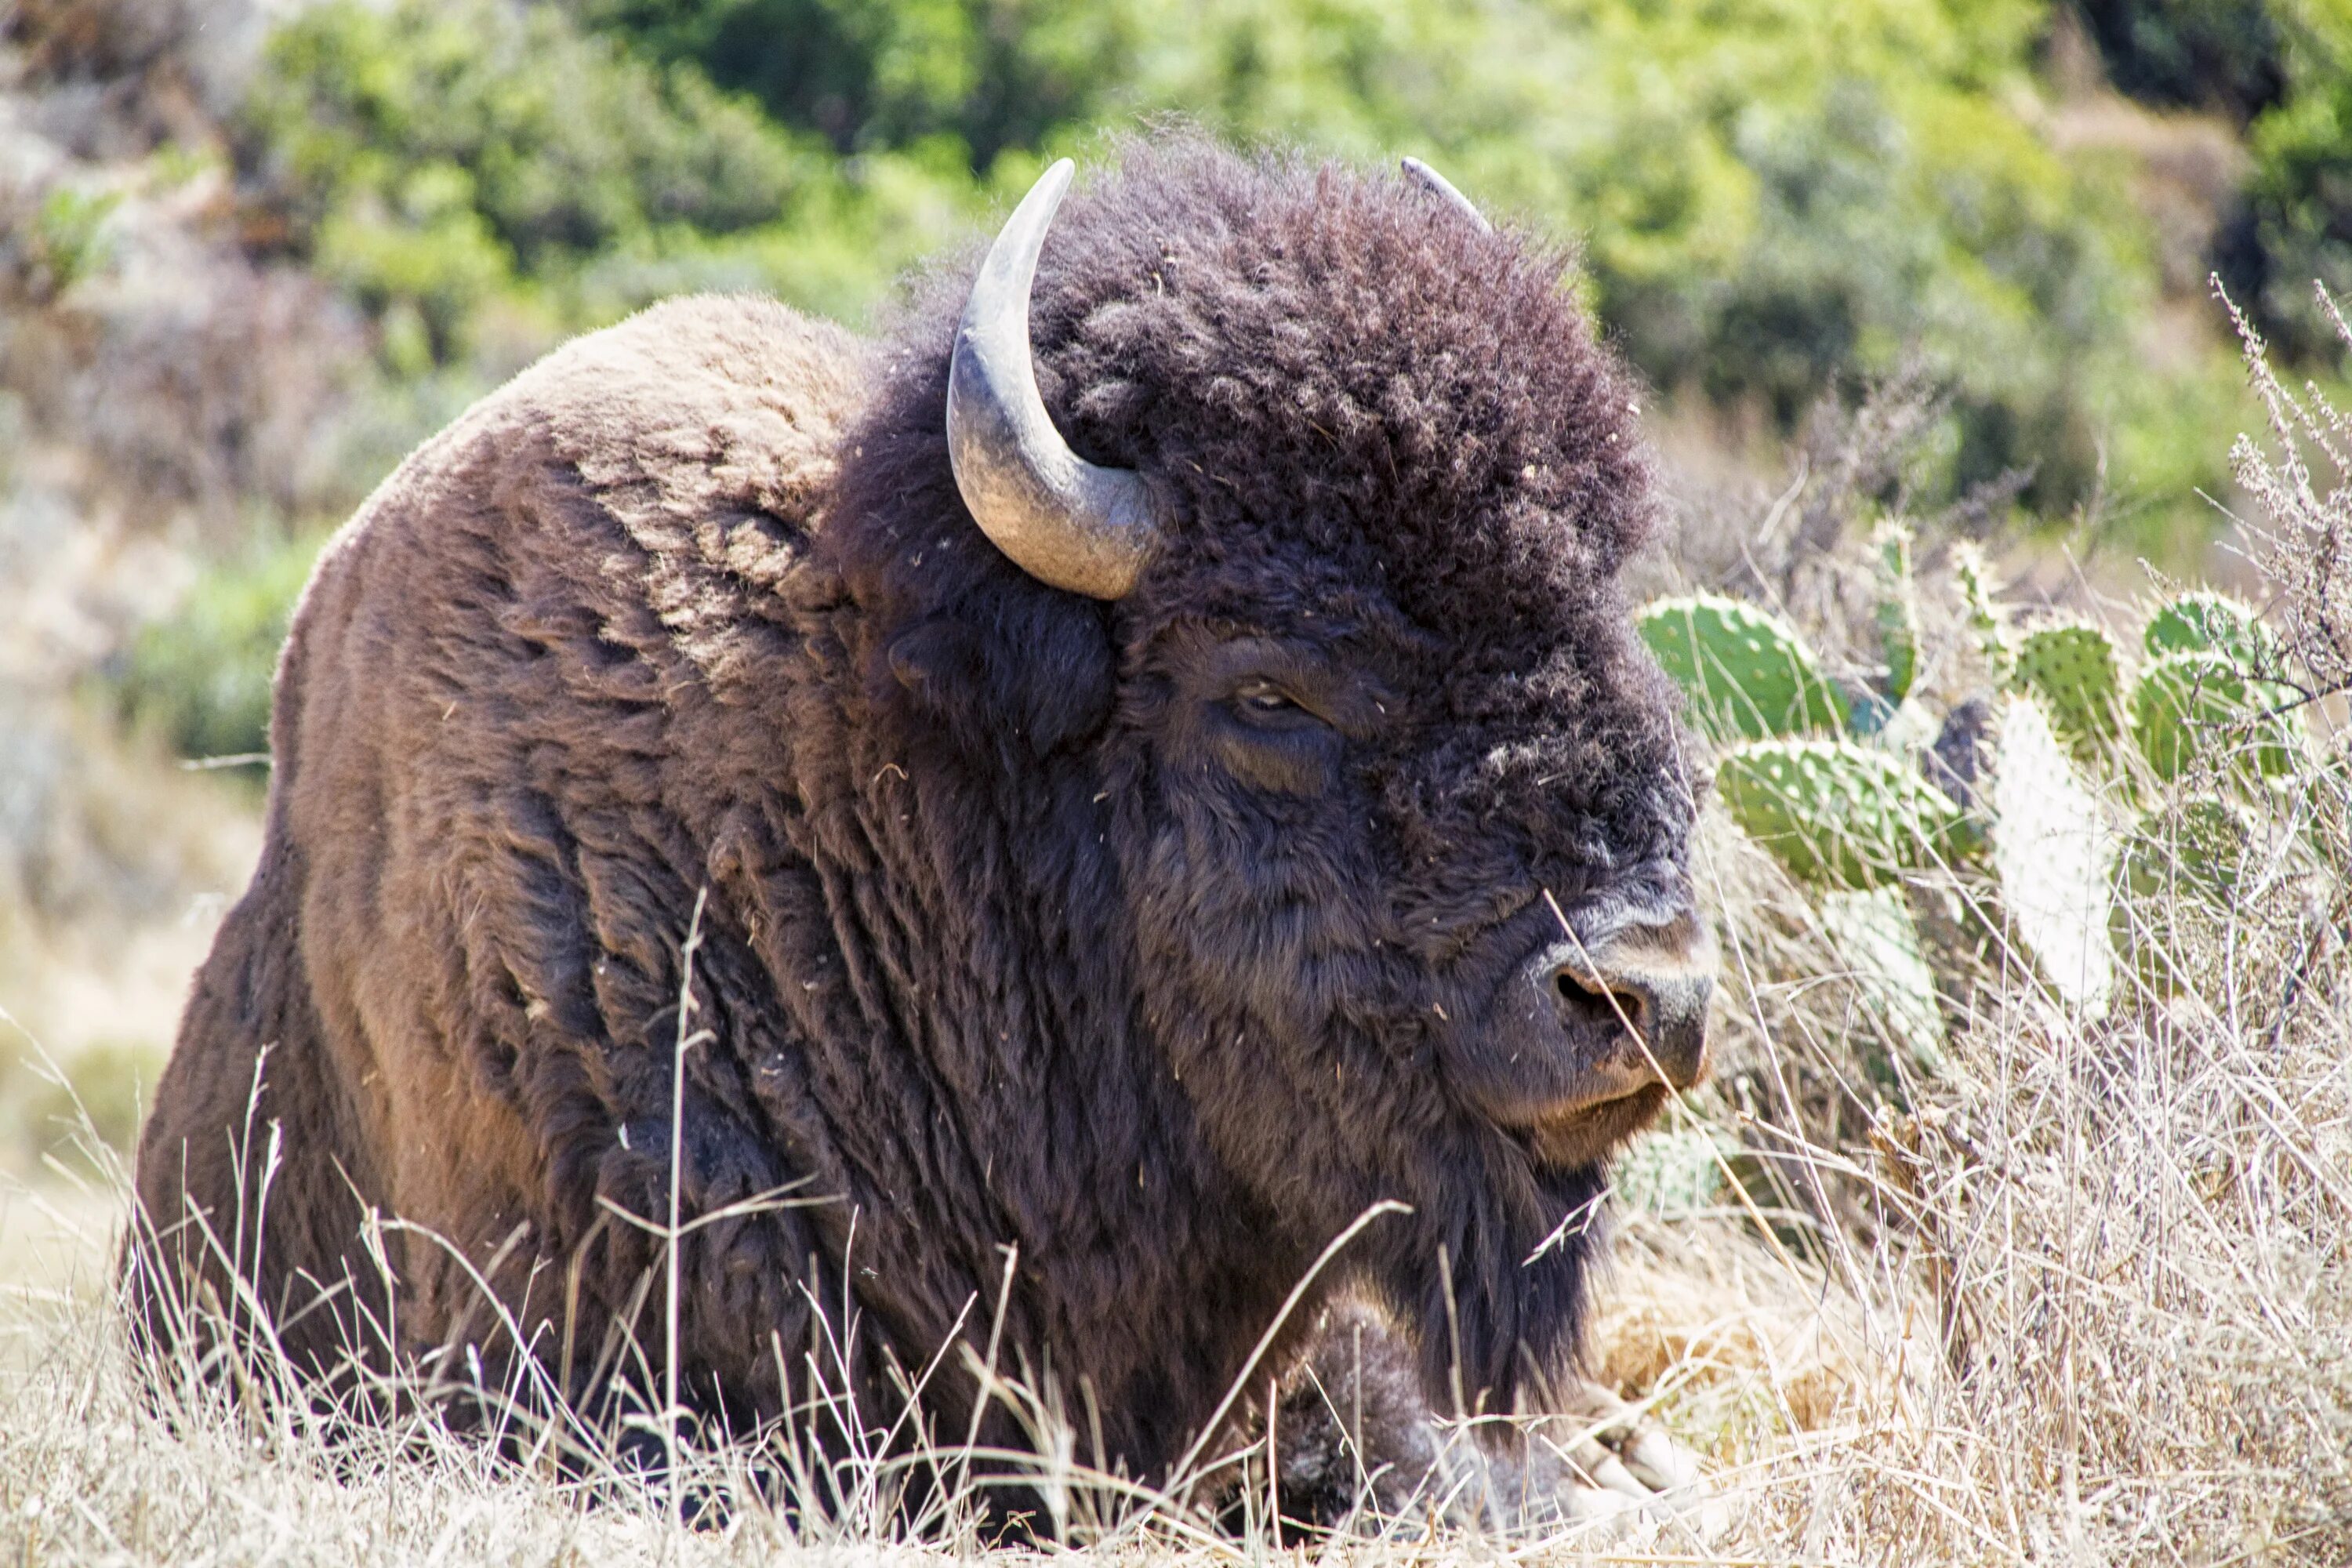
129, 138, 1715, 1526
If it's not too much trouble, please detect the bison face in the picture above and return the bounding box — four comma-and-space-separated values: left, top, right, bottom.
1113, 586, 1712, 1181
863, 143, 1717, 1410
942, 150, 1711, 1174
1098, 525, 1711, 1404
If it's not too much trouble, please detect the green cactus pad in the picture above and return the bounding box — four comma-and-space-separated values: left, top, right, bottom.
2143, 591, 2276, 668
2117, 797, 2255, 905
2132, 652, 2303, 782
1818, 886, 1945, 1074
1638, 595, 1849, 742
1872, 520, 1919, 704
2111, 797, 2257, 998
2013, 622, 2123, 762
1845, 686, 1896, 738
1989, 696, 2115, 1013
1717, 739, 1968, 890
1613, 1125, 1732, 1217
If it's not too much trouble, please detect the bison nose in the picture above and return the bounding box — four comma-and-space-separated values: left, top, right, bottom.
1548, 913, 1715, 1091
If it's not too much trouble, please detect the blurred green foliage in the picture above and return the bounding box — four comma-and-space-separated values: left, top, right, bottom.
2077, 0, 2352, 361
238, 0, 2352, 549
25, 185, 120, 296
90, 0, 2352, 786
114, 529, 327, 766
568, 0, 1131, 166
238, 0, 1005, 354
243, 0, 797, 358
2233, 2, 2352, 358
2077, 0, 2289, 119
2, 1038, 163, 1165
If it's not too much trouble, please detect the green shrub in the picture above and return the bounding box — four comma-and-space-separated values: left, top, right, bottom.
25, 185, 121, 296
240, 0, 811, 357
571, 0, 1131, 168
2075, 0, 2288, 121
2238, 10, 2352, 361
238, 0, 1009, 352
114, 532, 326, 766
239, 0, 2280, 545
245, 0, 808, 258
2082, 0, 2352, 369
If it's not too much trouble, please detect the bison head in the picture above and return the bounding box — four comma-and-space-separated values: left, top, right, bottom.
821, 140, 1710, 1421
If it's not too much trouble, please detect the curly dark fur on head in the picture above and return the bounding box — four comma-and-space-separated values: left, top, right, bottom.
129, 135, 1702, 1515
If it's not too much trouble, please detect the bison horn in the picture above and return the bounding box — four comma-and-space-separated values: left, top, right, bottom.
1400, 156, 1492, 234
946, 158, 1162, 601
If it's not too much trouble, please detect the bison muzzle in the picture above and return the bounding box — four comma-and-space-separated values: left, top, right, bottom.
129, 137, 1714, 1527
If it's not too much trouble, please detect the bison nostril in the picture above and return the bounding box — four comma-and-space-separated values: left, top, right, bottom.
1544, 953, 1711, 1088
1552, 964, 1646, 1032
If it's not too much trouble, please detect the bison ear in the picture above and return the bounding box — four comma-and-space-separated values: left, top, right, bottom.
887, 600, 1114, 754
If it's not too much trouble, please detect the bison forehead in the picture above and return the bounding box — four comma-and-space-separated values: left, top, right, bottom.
1024, 140, 1659, 629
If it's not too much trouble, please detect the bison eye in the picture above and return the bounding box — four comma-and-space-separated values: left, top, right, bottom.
1233, 679, 1302, 718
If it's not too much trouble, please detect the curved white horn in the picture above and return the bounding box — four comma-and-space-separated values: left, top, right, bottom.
1401, 156, 1492, 234
946, 159, 1162, 600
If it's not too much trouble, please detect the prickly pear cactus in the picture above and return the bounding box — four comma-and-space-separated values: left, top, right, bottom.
1951, 543, 2010, 684
1716, 739, 1969, 891
1872, 519, 1919, 704
2013, 621, 2124, 763
2143, 591, 2275, 668
1818, 885, 1945, 1075
1613, 1124, 1733, 1217
2111, 797, 2257, 997
2117, 797, 2255, 904
1637, 595, 1849, 742
2132, 652, 2303, 783
1988, 695, 2114, 1012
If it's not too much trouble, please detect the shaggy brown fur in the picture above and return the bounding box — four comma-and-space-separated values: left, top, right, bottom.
129, 138, 1701, 1518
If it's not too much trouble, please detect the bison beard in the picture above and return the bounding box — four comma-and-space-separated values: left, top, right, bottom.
127, 136, 1708, 1524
